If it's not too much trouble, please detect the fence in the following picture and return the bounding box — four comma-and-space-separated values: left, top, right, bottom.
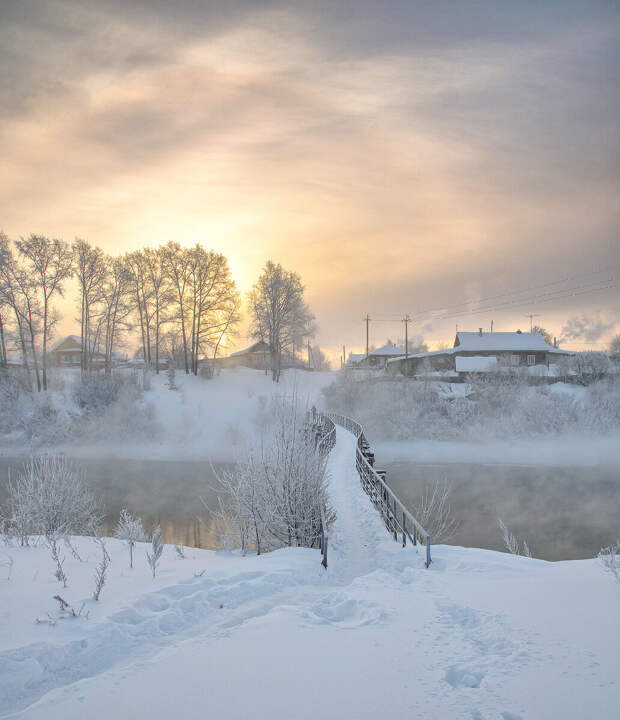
323, 412, 432, 567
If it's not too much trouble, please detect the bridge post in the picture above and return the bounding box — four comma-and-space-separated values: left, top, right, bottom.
425, 535, 431, 567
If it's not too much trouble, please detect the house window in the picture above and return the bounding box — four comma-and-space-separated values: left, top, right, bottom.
510, 354, 520, 366
527, 354, 536, 366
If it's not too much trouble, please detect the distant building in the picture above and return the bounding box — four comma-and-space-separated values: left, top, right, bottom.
223, 340, 271, 369
353, 342, 406, 369
387, 330, 574, 377
51, 335, 105, 368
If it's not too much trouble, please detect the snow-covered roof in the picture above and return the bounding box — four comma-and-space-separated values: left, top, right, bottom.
455, 332, 565, 353
52, 334, 82, 351
230, 341, 270, 357
347, 353, 366, 364
387, 347, 457, 364
369, 343, 405, 357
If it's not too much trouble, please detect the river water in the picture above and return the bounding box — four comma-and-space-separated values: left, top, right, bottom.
0, 457, 228, 549
383, 461, 620, 560
1, 456, 618, 560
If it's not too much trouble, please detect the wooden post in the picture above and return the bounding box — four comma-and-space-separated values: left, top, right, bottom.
426, 535, 431, 567
413, 525, 417, 546
322, 535, 328, 569
402, 511, 406, 547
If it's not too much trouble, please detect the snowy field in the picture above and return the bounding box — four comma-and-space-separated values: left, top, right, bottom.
1, 428, 618, 720
1, 368, 335, 462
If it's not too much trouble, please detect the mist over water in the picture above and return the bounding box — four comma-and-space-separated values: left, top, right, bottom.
384, 461, 620, 561
0, 457, 229, 550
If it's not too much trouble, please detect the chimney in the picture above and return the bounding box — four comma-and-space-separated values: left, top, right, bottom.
478, 328, 483, 336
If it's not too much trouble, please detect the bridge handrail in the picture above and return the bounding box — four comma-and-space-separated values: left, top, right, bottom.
323, 411, 431, 566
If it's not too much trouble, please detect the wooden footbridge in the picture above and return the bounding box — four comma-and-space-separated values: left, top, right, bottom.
308, 410, 432, 568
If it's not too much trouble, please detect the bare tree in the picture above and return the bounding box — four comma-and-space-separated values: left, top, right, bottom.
162, 242, 194, 374
15, 235, 73, 390
143, 247, 172, 373
609, 334, 620, 359
100, 256, 133, 374
0, 242, 40, 389
0, 234, 9, 369
188, 246, 239, 374
73, 238, 106, 373
248, 261, 315, 382
412, 479, 459, 543
531, 325, 553, 345
498, 518, 532, 557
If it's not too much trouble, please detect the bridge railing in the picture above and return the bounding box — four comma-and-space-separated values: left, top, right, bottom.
323, 411, 432, 567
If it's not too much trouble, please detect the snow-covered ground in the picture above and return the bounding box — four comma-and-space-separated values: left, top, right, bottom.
31, 368, 334, 462
1, 428, 618, 719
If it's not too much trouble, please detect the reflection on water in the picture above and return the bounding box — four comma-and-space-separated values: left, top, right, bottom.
383, 461, 620, 561
0, 457, 231, 550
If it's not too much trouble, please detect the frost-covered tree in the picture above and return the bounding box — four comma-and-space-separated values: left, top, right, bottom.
4, 457, 101, 584
212, 397, 334, 553
571, 351, 610, 385
146, 524, 164, 578
93, 537, 110, 600
114, 508, 147, 568
248, 261, 315, 382
609, 334, 620, 360
411, 479, 458, 543
4, 457, 101, 546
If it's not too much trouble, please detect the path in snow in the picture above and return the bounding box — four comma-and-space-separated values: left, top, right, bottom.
324, 427, 380, 580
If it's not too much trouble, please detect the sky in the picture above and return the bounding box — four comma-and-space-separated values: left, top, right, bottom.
1, 0, 619, 359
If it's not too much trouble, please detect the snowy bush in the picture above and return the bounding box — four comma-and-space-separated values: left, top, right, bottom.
146, 525, 164, 578
323, 373, 620, 442
93, 537, 110, 600
114, 509, 147, 568
411, 479, 459, 542
2, 457, 102, 552
212, 397, 335, 554
73, 373, 123, 413
599, 542, 619, 582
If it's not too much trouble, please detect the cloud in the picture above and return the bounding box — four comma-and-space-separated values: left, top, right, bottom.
0, 0, 618, 351
560, 313, 617, 344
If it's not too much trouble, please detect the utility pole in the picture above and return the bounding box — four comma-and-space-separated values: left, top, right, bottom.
307, 340, 311, 369
491, 319, 494, 333
365, 314, 371, 358
524, 313, 540, 333
402, 314, 411, 360
342, 344, 345, 368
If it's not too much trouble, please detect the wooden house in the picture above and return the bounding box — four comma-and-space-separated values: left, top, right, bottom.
387, 330, 574, 377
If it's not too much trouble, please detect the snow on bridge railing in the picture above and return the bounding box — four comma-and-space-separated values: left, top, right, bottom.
322, 412, 432, 567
